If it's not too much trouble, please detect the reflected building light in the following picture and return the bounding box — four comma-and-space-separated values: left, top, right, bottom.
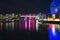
49, 23, 57, 40
55, 24, 60, 31
5, 14, 9, 30
32, 20, 34, 31
0, 14, 3, 30
58, 24, 60, 31
0, 20, 3, 30
29, 17, 35, 31
36, 20, 39, 31
48, 23, 56, 40
35, 14, 40, 31
20, 14, 35, 31
29, 18, 31, 30
25, 20, 27, 30
52, 24, 56, 36
29, 20, 30, 30
5, 23, 9, 30
9, 22, 12, 31
11, 13, 15, 31
49, 23, 52, 29
12, 21, 14, 31
24, 17, 27, 30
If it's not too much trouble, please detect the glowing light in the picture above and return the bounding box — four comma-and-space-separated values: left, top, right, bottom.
20, 15, 35, 17
55, 9, 58, 12
54, 19, 60, 21
20, 20, 25, 30
49, 23, 52, 29
29, 18, 31, 30
28, 17, 34, 31
24, 17, 27, 30
48, 18, 53, 21
36, 20, 38, 31
12, 21, 14, 31
49, 0, 60, 40
25, 20, 27, 30
50, 0, 60, 13
52, 14, 55, 18
48, 23, 57, 40
52, 24, 56, 36
32, 20, 34, 30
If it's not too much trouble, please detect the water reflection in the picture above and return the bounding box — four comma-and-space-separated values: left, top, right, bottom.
0, 22, 3, 31
20, 17, 35, 31
0, 20, 35, 31
48, 24, 60, 40
0, 21, 17, 31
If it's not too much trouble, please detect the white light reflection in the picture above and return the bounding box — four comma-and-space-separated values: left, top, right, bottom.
52, 24, 56, 36
24, 17, 27, 30
36, 20, 38, 31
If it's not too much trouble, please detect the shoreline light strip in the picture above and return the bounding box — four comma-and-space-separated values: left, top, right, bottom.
20, 15, 35, 17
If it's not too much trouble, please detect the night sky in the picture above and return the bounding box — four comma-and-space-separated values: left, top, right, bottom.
0, 0, 52, 13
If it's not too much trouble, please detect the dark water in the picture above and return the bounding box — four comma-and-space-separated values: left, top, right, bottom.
1, 30, 48, 40
0, 21, 48, 40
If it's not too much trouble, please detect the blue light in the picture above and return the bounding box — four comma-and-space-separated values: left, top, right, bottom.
49, 0, 60, 40
55, 8, 58, 12
48, 26, 60, 40
48, 28, 57, 40
50, 0, 60, 14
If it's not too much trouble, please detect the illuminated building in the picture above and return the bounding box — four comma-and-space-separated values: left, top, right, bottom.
48, 17, 53, 21
35, 15, 39, 31
52, 14, 55, 19
36, 13, 49, 32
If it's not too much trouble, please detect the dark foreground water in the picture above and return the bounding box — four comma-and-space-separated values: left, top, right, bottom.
0, 21, 48, 40
0, 30, 48, 40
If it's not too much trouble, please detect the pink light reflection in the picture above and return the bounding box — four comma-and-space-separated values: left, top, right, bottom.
28, 17, 31, 31
28, 17, 34, 31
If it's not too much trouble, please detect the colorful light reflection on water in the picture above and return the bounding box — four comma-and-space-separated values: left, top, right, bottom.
20, 17, 35, 31
48, 23, 60, 40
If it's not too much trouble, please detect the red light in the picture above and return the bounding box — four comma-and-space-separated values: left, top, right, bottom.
49, 23, 52, 29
